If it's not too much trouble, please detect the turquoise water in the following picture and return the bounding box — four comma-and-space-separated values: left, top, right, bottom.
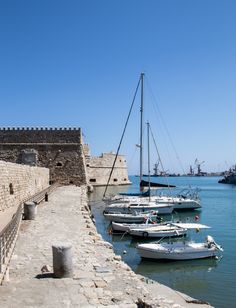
90, 176, 236, 308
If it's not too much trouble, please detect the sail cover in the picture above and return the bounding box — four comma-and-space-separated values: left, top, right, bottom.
140, 180, 176, 188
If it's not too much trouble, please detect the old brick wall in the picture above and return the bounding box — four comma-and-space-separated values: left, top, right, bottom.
0, 160, 49, 212
0, 128, 87, 186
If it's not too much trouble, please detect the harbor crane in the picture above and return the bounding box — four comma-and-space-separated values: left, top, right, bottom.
195, 159, 205, 176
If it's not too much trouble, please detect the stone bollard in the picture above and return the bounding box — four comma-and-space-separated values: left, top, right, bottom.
52, 244, 73, 278
24, 202, 36, 220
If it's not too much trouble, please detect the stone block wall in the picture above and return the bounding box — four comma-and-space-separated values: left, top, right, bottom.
87, 152, 131, 186
0, 160, 49, 212
0, 128, 87, 186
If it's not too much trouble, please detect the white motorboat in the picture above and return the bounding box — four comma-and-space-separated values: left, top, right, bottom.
137, 234, 223, 260
129, 223, 187, 238
111, 218, 163, 232
103, 211, 158, 223
104, 201, 173, 215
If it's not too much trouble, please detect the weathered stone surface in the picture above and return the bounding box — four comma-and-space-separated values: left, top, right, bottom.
0, 128, 87, 186
0, 160, 49, 212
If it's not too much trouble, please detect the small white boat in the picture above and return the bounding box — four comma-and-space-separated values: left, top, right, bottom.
129, 223, 187, 238
104, 201, 173, 215
103, 211, 158, 223
111, 218, 163, 232
137, 235, 223, 260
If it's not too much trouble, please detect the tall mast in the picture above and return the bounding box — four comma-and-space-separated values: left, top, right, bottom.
140, 72, 144, 190
147, 121, 151, 200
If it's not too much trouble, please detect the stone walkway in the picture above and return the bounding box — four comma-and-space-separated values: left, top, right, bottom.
0, 186, 211, 307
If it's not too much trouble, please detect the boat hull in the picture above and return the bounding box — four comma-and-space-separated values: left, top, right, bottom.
104, 213, 157, 223
106, 197, 201, 210
129, 227, 187, 238
104, 203, 173, 215
137, 242, 218, 260
111, 222, 157, 232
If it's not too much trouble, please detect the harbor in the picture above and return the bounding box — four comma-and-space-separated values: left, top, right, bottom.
0, 185, 211, 308
90, 175, 236, 308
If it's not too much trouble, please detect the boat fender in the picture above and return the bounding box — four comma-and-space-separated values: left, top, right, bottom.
142, 231, 149, 237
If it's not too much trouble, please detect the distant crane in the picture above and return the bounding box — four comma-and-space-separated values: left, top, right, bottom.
189, 165, 194, 175
195, 159, 205, 176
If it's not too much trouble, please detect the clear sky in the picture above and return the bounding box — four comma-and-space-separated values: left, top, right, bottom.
0, 0, 236, 174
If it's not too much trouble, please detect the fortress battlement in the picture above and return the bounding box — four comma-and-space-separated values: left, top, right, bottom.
0, 127, 80, 131
0, 127, 82, 144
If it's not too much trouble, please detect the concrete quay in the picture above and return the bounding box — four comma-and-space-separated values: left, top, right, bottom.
0, 186, 211, 307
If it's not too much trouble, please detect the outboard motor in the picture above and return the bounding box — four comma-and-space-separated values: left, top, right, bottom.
205, 235, 223, 251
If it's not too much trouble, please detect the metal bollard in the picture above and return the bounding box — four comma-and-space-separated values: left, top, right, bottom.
52, 244, 73, 278
24, 202, 36, 220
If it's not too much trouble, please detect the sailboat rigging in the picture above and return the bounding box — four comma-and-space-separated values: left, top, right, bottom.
103, 73, 176, 199
103, 73, 201, 211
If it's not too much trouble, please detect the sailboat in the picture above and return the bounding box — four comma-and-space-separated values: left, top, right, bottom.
104, 73, 201, 211
104, 120, 174, 215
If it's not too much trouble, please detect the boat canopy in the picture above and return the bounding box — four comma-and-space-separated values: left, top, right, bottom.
172, 223, 211, 229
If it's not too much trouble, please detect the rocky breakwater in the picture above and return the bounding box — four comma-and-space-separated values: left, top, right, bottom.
0, 186, 211, 307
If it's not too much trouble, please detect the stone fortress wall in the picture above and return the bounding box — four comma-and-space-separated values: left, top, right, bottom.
0, 160, 49, 212
0, 128, 131, 187
84, 146, 131, 186
0, 127, 87, 186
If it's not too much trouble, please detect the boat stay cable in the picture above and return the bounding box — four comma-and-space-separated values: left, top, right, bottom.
103, 76, 141, 198
149, 124, 173, 196
145, 76, 192, 186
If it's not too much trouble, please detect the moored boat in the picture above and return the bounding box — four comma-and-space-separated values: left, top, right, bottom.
219, 166, 236, 184
103, 211, 159, 223
129, 223, 187, 238
105, 188, 201, 210
104, 201, 174, 215
137, 235, 223, 260
111, 217, 163, 232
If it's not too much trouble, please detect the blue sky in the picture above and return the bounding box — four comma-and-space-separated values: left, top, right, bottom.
0, 0, 236, 174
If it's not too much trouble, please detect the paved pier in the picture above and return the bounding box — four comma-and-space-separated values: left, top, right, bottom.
0, 186, 211, 307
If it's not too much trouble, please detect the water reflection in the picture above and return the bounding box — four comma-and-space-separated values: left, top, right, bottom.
136, 257, 220, 274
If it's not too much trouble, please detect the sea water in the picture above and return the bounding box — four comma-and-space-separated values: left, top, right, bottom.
89, 176, 236, 308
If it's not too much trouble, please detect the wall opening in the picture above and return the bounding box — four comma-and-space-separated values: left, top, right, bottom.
90, 179, 96, 183
56, 162, 63, 167
9, 183, 14, 195
113, 178, 118, 182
